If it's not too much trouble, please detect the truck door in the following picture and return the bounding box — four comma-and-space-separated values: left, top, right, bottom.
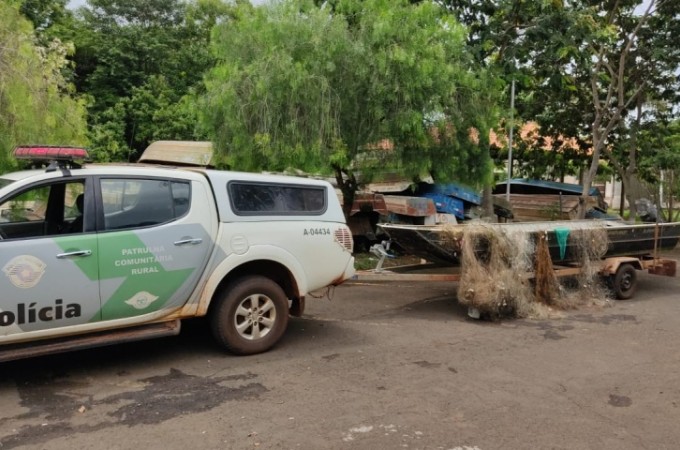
96, 177, 213, 321
0, 178, 100, 337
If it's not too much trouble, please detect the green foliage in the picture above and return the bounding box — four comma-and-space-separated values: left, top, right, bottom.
445, 0, 680, 216
445, 0, 597, 172
88, 101, 129, 162
204, 0, 347, 171
87, 78, 206, 163
19, 0, 74, 39
203, 0, 499, 209
69, 0, 221, 160
637, 119, 680, 212
0, 1, 87, 173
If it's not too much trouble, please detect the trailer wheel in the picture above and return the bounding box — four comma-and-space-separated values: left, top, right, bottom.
210, 276, 289, 355
610, 263, 637, 300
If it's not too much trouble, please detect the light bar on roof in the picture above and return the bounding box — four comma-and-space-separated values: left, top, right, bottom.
12, 146, 89, 161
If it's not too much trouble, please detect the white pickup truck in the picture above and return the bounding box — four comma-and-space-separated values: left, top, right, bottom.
0, 146, 354, 361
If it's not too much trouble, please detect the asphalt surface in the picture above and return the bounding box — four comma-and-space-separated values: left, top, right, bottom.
1, 253, 680, 450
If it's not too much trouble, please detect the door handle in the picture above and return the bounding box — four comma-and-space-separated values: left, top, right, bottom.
56, 250, 92, 259
174, 238, 203, 246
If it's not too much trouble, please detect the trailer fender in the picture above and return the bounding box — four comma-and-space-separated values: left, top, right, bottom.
599, 257, 642, 276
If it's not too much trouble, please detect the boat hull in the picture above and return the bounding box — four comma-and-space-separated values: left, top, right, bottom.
379, 221, 680, 266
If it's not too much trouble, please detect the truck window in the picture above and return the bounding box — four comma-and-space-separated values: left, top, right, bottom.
0, 186, 50, 223
100, 179, 191, 230
0, 181, 85, 238
228, 182, 326, 215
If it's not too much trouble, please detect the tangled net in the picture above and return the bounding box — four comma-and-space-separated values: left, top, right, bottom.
554, 227, 610, 309
452, 221, 611, 319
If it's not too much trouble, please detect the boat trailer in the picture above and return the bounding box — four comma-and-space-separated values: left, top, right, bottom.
353, 243, 677, 303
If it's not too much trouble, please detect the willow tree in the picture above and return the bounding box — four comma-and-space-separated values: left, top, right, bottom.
202, 0, 499, 214
0, 1, 87, 172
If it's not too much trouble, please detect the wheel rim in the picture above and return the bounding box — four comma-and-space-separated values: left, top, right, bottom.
621, 272, 633, 291
233, 294, 277, 341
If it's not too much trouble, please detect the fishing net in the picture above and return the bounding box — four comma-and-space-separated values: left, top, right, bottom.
534, 231, 560, 306
553, 227, 610, 309
453, 221, 611, 319
450, 222, 535, 319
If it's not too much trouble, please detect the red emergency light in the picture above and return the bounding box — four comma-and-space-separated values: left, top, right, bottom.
12, 146, 90, 161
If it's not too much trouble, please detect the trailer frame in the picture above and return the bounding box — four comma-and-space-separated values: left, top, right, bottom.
353, 244, 677, 302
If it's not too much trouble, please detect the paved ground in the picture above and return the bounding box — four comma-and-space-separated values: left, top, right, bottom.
1, 251, 680, 450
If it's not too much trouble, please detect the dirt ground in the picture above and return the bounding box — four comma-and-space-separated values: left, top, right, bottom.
1, 248, 680, 449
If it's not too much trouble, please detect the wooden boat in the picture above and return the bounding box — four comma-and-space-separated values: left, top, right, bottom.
491, 193, 601, 222
493, 178, 607, 210
379, 220, 680, 266
383, 195, 436, 219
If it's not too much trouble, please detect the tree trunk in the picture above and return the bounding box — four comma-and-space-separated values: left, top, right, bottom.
620, 171, 638, 222
611, 168, 650, 223
578, 0, 653, 219
625, 102, 642, 221
334, 165, 357, 220
618, 180, 626, 217
609, 100, 644, 222
663, 170, 676, 222
670, 171, 677, 222
578, 129, 602, 219
481, 184, 495, 221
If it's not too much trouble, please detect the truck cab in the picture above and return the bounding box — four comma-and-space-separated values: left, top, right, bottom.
0, 146, 354, 361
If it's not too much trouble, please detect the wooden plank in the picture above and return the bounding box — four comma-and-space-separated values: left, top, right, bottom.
383, 195, 436, 217
492, 194, 598, 222
349, 192, 388, 216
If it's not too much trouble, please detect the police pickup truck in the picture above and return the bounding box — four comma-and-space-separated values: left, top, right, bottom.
0, 146, 355, 362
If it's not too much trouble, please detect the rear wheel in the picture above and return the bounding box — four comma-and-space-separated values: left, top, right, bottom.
210, 276, 289, 355
610, 263, 637, 300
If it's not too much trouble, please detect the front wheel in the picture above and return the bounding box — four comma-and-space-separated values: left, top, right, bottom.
210, 276, 289, 355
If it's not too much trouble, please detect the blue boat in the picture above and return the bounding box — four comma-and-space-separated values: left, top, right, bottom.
420, 192, 465, 219
419, 182, 482, 205
416, 182, 482, 220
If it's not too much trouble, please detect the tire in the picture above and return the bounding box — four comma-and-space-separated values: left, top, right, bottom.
210, 276, 289, 355
353, 236, 370, 254
610, 263, 637, 300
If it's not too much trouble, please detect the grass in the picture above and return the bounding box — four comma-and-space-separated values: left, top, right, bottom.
353, 253, 376, 271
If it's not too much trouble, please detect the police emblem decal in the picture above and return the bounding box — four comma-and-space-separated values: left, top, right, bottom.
125, 291, 159, 310
3, 255, 47, 289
